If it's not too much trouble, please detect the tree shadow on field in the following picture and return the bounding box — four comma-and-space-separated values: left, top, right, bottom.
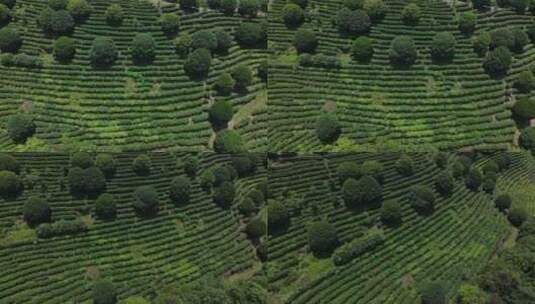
268, 220, 290, 237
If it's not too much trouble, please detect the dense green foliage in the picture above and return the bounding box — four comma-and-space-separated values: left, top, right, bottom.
307, 221, 339, 256
131, 33, 156, 64
89, 37, 117, 67
389, 36, 417, 66
95, 193, 116, 220
169, 176, 190, 205
351, 36, 374, 62
53, 36, 76, 62
132, 186, 159, 216
315, 113, 341, 144
23, 197, 51, 227
6, 114, 35, 144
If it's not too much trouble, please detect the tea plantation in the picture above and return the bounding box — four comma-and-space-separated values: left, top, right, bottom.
0, 0, 267, 152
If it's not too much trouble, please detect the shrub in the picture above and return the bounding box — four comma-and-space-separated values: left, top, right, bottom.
420, 281, 447, 304
472, 0, 491, 9
401, 3, 420, 25
0, 4, 11, 26
248, 188, 264, 206
342, 176, 382, 208
458, 12, 476, 34
513, 98, 535, 119
89, 37, 117, 67
336, 8, 371, 35
208, 100, 233, 129
169, 176, 190, 205
39, 9, 74, 35
363, 0, 386, 22
490, 28, 514, 50
183, 155, 198, 177
0, 27, 21, 53
515, 71, 535, 93
191, 30, 217, 51
105, 4, 123, 26
132, 186, 159, 216
200, 169, 215, 190
92, 281, 117, 304
315, 113, 341, 144
83, 167, 106, 195
68, 167, 85, 194
66, 0, 92, 22
95, 154, 116, 178
235, 22, 264, 47
0, 170, 22, 197
332, 229, 385, 265
231, 65, 253, 90
212, 165, 232, 186
351, 36, 374, 62
267, 200, 289, 231
238, 0, 259, 17
213, 181, 235, 208
37, 219, 87, 238
381, 200, 402, 225
174, 32, 191, 58
160, 13, 180, 36
179, 0, 197, 11
307, 221, 339, 256
430, 32, 456, 61
231, 153, 257, 177
220, 0, 236, 15
282, 3, 304, 27
238, 197, 256, 215
293, 29, 317, 54
95, 193, 116, 220
0, 153, 19, 173
482, 176, 496, 193
434, 152, 448, 168
53, 36, 75, 62
494, 194, 512, 213
410, 185, 435, 214
213, 130, 244, 153
184, 48, 212, 78
23, 197, 51, 227
7, 53, 42, 68
132, 154, 151, 176
472, 31, 491, 56
6, 114, 35, 144
131, 33, 156, 64
245, 217, 266, 239
520, 126, 535, 152
511, 27, 529, 52
70, 152, 93, 169
389, 36, 417, 66
337, 161, 360, 183
483, 46, 512, 76
508, 207, 528, 227
395, 154, 413, 176
258, 60, 267, 81
435, 170, 454, 196
457, 284, 487, 304
214, 73, 235, 96
465, 167, 483, 190
298, 53, 341, 68
214, 28, 232, 53
510, 0, 528, 13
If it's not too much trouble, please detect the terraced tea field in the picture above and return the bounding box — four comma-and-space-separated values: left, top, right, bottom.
0, 152, 267, 302
0, 0, 266, 152
267, 152, 535, 303
268, 0, 535, 152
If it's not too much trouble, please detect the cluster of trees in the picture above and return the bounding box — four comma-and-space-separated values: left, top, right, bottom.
213, 64, 254, 96
338, 160, 384, 210
183, 0, 266, 18
0, 153, 23, 198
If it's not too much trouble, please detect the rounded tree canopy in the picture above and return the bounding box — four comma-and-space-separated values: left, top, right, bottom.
389, 36, 417, 66
6, 114, 36, 144
70, 151, 93, 169
132, 154, 151, 176
281, 3, 304, 27
515, 71, 535, 93
53, 36, 76, 62
508, 207, 528, 227
95, 193, 116, 220
231, 64, 253, 90
401, 3, 421, 25
435, 170, 454, 196
289, 0, 307, 8
235, 22, 264, 47
231, 153, 257, 177
39, 9, 75, 35
160, 13, 180, 36
315, 113, 341, 144
483, 46, 512, 76
342, 176, 382, 208
363, 0, 386, 22
133, 186, 159, 216
520, 127, 535, 152
513, 97, 535, 119
92, 280, 117, 304
458, 12, 476, 35
220, 0, 237, 15
95, 153, 116, 178
0, 4, 11, 26
83, 166, 106, 195
183, 155, 199, 177
0, 27, 21, 53
293, 29, 318, 54
214, 73, 235, 96
48, 0, 67, 9
131, 33, 156, 64
430, 32, 456, 61
0, 153, 19, 173
336, 8, 371, 35
213, 129, 245, 153
495, 194, 511, 212
214, 28, 232, 53
89, 37, 117, 67
351, 36, 374, 62
343, 0, 364, 9
0, 170, 22, 198
213, 181, 235, 208
184, 48, 212, 78
420, 281, 447, 304
105, 4, 123, 26
410, 185, 435, 214
238, 0, 259, 17
465, 166, 483, 190
490, 28, 514, 50
267, 200, 289, 231
23, 196, 51, 227
191, 30, 217, 52
337, 161, 360, 183
307, 220, 339, 256
208, 100, 233, 128
169, 176, 190, 205
245, 217, 266, 239
381, 200, 402, 226
395, 154, 413, 176
66, 0, 92, 22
